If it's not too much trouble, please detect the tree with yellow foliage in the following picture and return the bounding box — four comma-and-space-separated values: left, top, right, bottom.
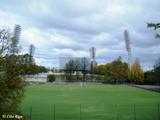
131, 58, 144, 84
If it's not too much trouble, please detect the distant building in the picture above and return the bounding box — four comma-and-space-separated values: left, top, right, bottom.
59, 57, 91, 71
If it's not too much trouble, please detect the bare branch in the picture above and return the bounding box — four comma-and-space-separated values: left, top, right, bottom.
0, 29, 11, 56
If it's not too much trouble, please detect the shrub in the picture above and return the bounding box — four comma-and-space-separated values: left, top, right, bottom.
47, 74, 55, 82
96, 75, 104, 80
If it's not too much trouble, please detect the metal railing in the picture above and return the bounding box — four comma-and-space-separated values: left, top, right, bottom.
21, 104, 160, 120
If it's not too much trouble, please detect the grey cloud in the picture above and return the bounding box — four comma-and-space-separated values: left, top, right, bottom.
0, 0, 160, 69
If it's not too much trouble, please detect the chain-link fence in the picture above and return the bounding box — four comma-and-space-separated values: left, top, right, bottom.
21, 104, 160, 120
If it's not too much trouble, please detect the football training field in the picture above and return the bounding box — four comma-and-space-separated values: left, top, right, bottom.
21, 84, 160, 120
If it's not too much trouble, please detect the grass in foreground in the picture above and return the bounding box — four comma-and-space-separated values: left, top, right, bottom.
21, 84, 160, 120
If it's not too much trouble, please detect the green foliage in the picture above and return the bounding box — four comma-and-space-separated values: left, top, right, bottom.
0, 56, 24, 114
1, 55, 48, 75
147, 22, 160, 38
47, 74, 56, 82
15, 54, 48, 75
144, 70, 156, 84
96, 75, 105, 81
0, 71, 6, 78
153, 57, 160, 84
144, 58, 160, 85
17, 64, 48, 75
144, 23, 160, 84
147, 23, 160, 30
131, 58, 144, 84
0, 28, 24, 115
95, 64, 107, 75
96, 57, 129, 83
65, 60, 78, 80
110, 57, 129, 83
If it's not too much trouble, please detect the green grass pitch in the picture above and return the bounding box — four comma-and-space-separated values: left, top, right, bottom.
21, 84, 160, 120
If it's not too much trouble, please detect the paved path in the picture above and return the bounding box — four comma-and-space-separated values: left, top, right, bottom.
132, 85, 160, 92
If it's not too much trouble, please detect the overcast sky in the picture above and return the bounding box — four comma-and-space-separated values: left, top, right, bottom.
0, 0, 160, 70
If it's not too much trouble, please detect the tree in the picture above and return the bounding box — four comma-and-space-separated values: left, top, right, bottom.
0, 28, 11, 56
144, 70, 156, 84
144, 57, 160, 85
96, 57, 129, 83
0, 27, 24, 115
65, 60, 79, 80
95, 64, 106, 75
153, 57, 160, 84
110, 56, 129, 83
147, 22, 160, 38
64, 58, 90, 81
131, 58, 144, 84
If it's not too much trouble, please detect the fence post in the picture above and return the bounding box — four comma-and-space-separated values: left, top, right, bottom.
133, 104, 136, 120
80, 104, 82, 120
158, 104, 160, 120
115, 104, 118, 120
53, 104, 55, 120
29, 106, 32, 120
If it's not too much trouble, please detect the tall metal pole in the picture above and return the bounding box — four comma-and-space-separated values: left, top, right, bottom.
90, 47, 96, 78
29, 106, 32, 120
53, 104, 55, 120
29, 44, 35, 65
158, 103, 160, 120
133, 104, 136, 120
80, 104, 82, 120
124, 30, 131, 69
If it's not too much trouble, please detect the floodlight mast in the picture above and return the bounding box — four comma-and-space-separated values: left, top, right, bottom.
90, 47, 96, 76
29, 44, 35, 65
11, 24, 21, 55
90, 47, 96, 61
124, 30, 132, 69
